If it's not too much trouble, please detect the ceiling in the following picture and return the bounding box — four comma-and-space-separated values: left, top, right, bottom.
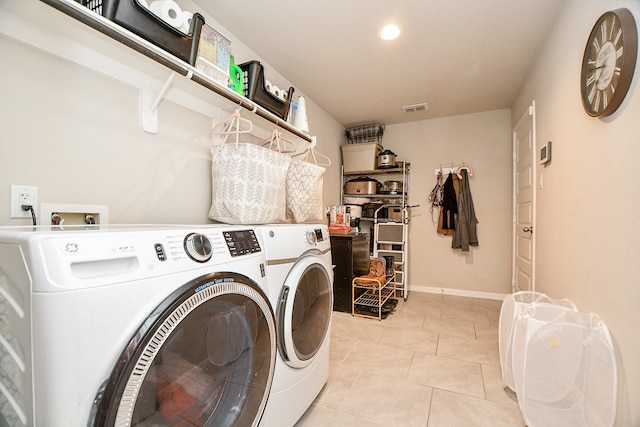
195, 0, 565, 127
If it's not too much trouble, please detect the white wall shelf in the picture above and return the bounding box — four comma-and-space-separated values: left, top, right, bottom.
2, 0, 312, 141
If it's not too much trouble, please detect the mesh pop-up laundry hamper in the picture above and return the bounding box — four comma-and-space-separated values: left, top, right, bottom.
511, 305, 617, 427
499, 291, 577, 392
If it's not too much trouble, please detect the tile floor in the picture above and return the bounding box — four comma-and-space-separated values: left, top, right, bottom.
295, 292, 524, 426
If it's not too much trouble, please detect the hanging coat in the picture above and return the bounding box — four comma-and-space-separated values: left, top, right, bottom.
452, 169, 478, 251
439, 172, 457, 232
437, 173, 460, 235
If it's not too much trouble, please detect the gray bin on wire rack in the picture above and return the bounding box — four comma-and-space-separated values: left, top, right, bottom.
510, 303, 618, 427
345, 123, 385, 144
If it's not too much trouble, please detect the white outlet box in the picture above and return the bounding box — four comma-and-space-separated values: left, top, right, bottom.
41, 203, 108, 225
10, 185, 38, 219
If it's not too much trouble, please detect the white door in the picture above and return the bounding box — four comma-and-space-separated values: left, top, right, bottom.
512, 102, 536, 292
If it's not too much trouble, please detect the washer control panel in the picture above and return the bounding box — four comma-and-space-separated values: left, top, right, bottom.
21, 226, 269, 290
223, 229, 261, 257
153, 229, 261, 262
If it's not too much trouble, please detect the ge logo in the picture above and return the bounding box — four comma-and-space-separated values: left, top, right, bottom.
64, 243, 79, 254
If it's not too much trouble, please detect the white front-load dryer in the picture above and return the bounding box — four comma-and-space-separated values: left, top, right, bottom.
0, 224, 276, 427
256, 224, 333, 427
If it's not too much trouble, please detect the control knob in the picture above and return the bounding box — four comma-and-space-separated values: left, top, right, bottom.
306, 230, 317, 245
184, 233, 213, 262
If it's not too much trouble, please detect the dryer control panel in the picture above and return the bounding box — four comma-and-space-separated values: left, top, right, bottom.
306, 228, 328, 245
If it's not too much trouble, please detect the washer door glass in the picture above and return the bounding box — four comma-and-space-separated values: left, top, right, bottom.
278, 257, 332, 368
92, 273, 276, 427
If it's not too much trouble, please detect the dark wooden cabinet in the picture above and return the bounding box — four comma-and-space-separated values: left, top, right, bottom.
330, 234, 370, 312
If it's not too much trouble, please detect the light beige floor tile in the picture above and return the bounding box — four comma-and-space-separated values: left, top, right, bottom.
477, 299, 502, 325
378, 325, 439, 355
377, 307, 426, 330
315, 363, 361, 410
488, 310, 500, 326
329, 334, 358, 365
403, 292, 444, 308
331, 314, 386, 343
427, 389, 524, 427
337, 371, 432, 426
441, 303, 491, 324
332, 310, 355, 318
402, 299, 444, 318
474, 320, 499, 342
469, 297, 504, 312
481, 364, 520, 406
404, 291, 439, 304
441, 294, 475, 307
422, 315, 475, 339
318, 292, 524, 427
437, 334, 500, 366
408, 352, 485, 398
330, 311, 353, 323
295, 403, 383, 426
426, 294, 448, 306
341, 340, 415, 378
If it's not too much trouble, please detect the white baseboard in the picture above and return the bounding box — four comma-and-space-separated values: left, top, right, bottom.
409, 285, 508, 301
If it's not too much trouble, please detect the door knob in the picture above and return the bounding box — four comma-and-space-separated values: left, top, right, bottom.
523, 226, 533, 233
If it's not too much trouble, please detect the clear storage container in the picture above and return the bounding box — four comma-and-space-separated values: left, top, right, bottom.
341, 143, 382, 172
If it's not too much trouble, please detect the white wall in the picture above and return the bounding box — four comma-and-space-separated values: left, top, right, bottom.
382, 109, 513, 297
512, 0, 640, 424
0, 0, 344, 226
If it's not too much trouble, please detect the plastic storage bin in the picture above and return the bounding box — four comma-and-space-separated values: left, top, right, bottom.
511, 306, 617, 427
499, 291, 577, 392
239, 60, 294, 120
79, 0, 104, 13
99, 0, 205, 65
195, 57, 229, 86
196, 23, 231, 77
341, 143, 382, 172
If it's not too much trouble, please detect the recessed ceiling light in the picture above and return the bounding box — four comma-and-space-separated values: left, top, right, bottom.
380, 24, 401, 41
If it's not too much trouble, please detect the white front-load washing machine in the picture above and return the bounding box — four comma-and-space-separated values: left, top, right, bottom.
256, 224, 333, 427
0, 224, 276, 427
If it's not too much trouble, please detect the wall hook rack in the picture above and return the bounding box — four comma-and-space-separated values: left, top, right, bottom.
434, 162, 474, 177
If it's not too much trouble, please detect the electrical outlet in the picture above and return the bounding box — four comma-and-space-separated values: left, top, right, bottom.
10, 185, 38, 219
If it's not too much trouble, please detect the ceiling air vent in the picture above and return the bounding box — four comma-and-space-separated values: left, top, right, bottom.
402, 103, 428, 113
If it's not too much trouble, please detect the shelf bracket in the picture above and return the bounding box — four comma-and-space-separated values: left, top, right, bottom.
140, 72, 177, 134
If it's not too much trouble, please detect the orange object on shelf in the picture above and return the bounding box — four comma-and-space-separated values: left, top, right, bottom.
328, 225, 352, 235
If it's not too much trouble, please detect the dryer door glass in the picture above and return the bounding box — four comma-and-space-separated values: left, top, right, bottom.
92, 273, 276, 427
278, 259, 332, 367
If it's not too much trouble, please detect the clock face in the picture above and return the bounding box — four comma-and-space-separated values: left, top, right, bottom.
581, 8, 638, 117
